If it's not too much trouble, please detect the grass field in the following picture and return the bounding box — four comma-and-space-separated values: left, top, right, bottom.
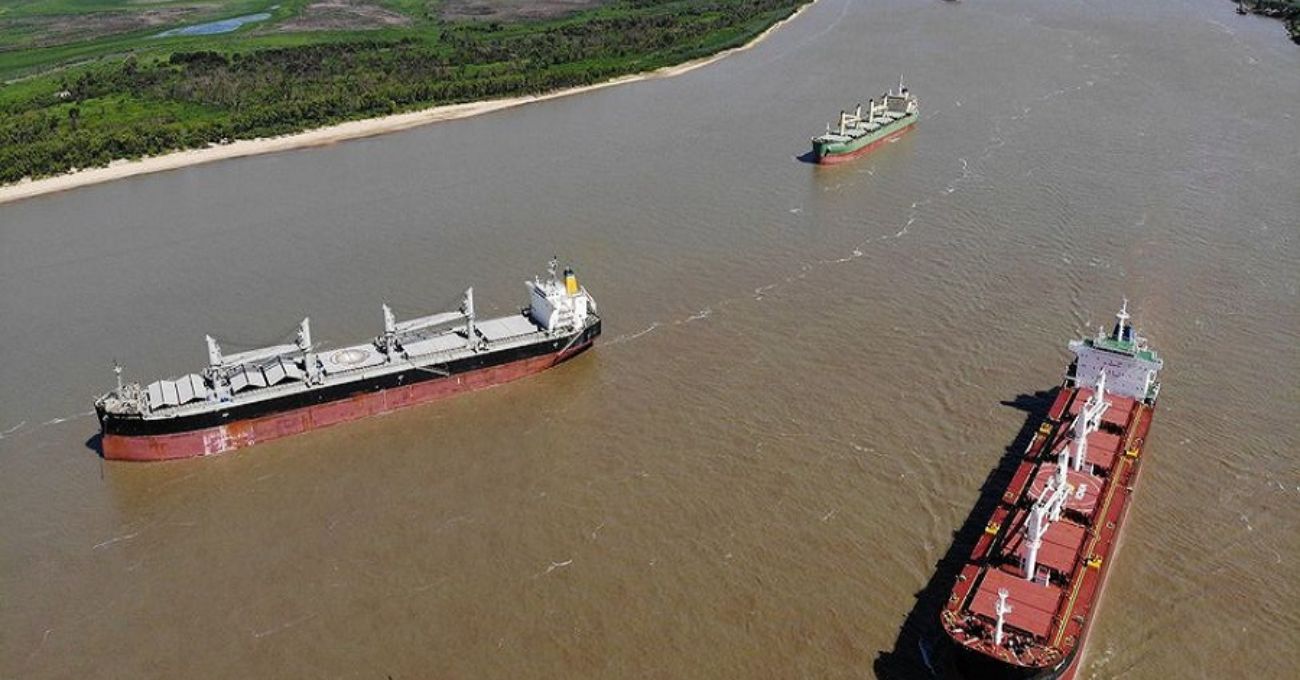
0, 2, 428, 80
0, 1, 810, 183
0, 2, 657, 81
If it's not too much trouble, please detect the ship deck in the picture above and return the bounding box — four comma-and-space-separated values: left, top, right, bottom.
137, 311, 573, 420
813, 112, 912, 144
1027, 463, 1102, 517
1003, 507, 1087, 577
941, 381, 1156, 674
968, 568, 1060, 639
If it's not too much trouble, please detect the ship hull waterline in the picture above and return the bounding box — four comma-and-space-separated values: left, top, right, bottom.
814, 118, 916, 165
100, 335, 596, 462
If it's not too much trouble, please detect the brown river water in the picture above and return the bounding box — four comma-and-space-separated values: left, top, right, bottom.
2, 0, 1297, 677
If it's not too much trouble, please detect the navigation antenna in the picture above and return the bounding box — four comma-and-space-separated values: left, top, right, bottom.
113, 360, 123, 392
994, 588, 1012, 645
1114, 298, 1131, 341
548, 256, 560, 282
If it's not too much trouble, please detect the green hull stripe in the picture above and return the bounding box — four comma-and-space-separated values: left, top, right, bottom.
813, 114, 917, 158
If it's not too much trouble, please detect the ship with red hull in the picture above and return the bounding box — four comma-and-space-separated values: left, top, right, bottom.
95, 260, 600, 461
940, 302, 1163, 679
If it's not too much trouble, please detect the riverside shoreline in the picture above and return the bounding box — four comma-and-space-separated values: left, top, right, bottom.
0, 2, 815, 206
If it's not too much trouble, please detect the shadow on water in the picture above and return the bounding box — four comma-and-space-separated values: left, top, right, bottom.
85, 432, 103, 458
795, 149, 820, 164
873, 389, 1057, 679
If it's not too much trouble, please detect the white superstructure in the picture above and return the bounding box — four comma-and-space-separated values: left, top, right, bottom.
1067, 300, 1163, 403
527, 259, 596, 332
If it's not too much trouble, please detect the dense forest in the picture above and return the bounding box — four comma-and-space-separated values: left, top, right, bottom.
0, 1, 808, 184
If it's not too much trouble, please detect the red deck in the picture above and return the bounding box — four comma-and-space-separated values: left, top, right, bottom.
941, 382, 1159, 679
1047, 388, 1074, 420
1049, 429, 1125, 472
1069, 388, 1135, 428
1028, 463, 1102, 517
1005, 508, 1087, 576
970, 568, 1063, 639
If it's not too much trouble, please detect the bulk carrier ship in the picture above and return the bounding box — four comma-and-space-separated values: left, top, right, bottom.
810, 78, 917, 164
939, 302, 1163, 679
95, 260, 600, 461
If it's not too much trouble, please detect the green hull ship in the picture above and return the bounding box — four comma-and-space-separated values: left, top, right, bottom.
811, 79, 918, 164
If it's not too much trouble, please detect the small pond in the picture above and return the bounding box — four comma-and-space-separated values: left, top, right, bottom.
154, 11, 273, 38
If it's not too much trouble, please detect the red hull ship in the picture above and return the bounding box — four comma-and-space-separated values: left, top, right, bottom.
940, 302, 1163, 679
100, 342, 592, 461
95, 260, 600, 461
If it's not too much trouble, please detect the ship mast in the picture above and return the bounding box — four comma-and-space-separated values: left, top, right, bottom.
464, 287, 477, 350
1113, 298, 1131, 342
207, 335, 223, 368
379, 290, 476, 358
994, 588, 1012, 645
1023, 504, 1045, 580
382, 304, 398, 358
1071, 372, 1108, 471
204, 319, 311, 369
300, 318, 320, 383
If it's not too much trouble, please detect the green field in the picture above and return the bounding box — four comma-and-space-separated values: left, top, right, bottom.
0, 1, 809, 183
0, 2, 483, 84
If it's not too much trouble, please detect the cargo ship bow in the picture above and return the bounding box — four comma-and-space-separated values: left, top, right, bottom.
940, 302, 1163, 679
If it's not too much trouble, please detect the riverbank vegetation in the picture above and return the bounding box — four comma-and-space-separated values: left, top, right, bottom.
1233, 0, 1300, 43
0, 1, 808, 184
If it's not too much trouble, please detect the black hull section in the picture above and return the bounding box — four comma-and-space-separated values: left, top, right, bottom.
946, 637, 1076, 680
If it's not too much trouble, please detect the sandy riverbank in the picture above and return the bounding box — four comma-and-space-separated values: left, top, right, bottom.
0, 2, 815, 206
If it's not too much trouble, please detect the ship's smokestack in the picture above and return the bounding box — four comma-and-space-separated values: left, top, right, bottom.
564, 267, 579, 296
